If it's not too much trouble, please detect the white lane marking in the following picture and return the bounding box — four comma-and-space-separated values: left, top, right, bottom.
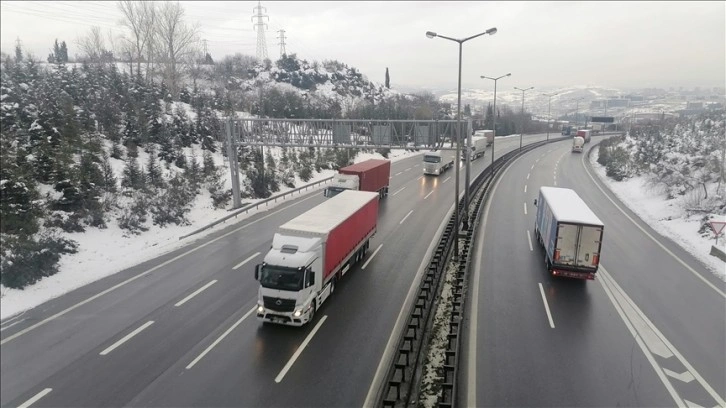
598, 266, 725, 407
531, 164, 534, 170
275, 315, 327, 383
18, 388, 52, 408
663, 368, 695, 383
395, 172, 403, 176
417, 176, 423, 180
232, 252, 261, 270
404, 167, 411, 172
0, 319, 25, 332
100, 321, 154, 356
442, 177, 451, 184
424, 190, 434, 200
469, 148, 519, 408
526, 173, 530, 180
399, 210, 414, 225
524, 185, 527, 193
414, 164, 420, 167
1, 194, 321, 346
538, 283, 555, 328
364, 203, 455, 408
175, 280, 218, 307
361, 244, 383, 270
523, 202, 527, 215
581, 153, 725, 299
527, 230, 533, 251
392, 186, 406, 196
536, 158, 540, 162
186, 306, 256, 369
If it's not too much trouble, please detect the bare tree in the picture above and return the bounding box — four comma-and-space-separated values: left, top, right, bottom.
118, 0, 156, 78
76, 26, 114, 65
155, 1, 199, 98
186, 46, 206, 90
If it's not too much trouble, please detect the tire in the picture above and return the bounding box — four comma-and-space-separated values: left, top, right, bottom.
309, 300, 317, 324
330, 277, 336, 294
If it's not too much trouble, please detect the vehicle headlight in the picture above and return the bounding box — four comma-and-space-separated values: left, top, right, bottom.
293, 309, 303, 317
257, 305, 265, 314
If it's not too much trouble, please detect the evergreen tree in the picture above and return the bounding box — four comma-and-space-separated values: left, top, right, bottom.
100, 151, 117, 193
202, 150, 217, 181
385, 67, 390, 89
464, 104, 472, 117
59, 41, 68, 63
146, 145, 165, 189
187, 154, 202, 192
110, 142, 124, 160
0, 136, 41, 236
14, 41, 23, 62
121, 157, 144, 190
158, 123, 177, 164
265, 150, 279, 193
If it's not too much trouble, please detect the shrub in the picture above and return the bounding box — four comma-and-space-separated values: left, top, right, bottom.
0, 233, 78, 289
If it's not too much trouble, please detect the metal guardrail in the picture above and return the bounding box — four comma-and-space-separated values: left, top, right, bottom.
376, 137, 565, 408
179, 176, 334, 240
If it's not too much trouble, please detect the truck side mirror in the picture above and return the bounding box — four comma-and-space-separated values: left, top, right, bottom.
533, 199, 538, 206
323, 189, 328, 197
254, 264, 262, 280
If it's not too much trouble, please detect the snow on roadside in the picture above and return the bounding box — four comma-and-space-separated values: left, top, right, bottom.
0, 148, 422, 319
589, 150, 725, 282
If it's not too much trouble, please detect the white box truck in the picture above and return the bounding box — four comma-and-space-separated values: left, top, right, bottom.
572, 136, 584, 153
465, 136, 487, 160
533, 187, 604, 280
254, 190, 379, 326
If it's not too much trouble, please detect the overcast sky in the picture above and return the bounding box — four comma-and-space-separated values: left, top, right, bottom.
1, 1, 724, 92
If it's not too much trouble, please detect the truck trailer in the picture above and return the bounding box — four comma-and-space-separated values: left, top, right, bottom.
324, 159, 391, 198
576, 129, 592, 143
474, 129, 495, 146
422, 150, 454, 176
255, 190, 379, 326
465, 136, 487, 160
533, 187, 604, 280
572, 136, 584, 153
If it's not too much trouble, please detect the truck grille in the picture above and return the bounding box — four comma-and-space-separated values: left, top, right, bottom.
263, 296, 296, 312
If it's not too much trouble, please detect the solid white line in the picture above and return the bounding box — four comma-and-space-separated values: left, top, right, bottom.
527, 230, 533, 251
361, 244, 383, 270
392, 186, 406, 196
233, 252, 261, 270
100, 321, 154, 356
395, 172, 403, 176
174, 280, 218, 307
468, 148, 523, 408
186, 306, 256, 369
0, 319, 25, 332
523, 202, 528, 215
399, 210, 413, 225
405, 168, 411, 172
364, 203, 455, 408
443, 177, 451, 183
526, 173, 530, 180
424, 190, 434, 200
524, 185, 527, 193
17, 388, 52, 408
600, 266, 725, 406
538, 283, 555, 328
581, 153, 726, 299
275, 315, 327, 383
1, 194, 320, 346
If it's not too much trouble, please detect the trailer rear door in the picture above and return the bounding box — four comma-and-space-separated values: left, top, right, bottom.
575, 225, 602, 268
556, 223, 579, 265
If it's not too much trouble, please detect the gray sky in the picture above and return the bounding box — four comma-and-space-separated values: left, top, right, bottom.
1, 1, 724, 92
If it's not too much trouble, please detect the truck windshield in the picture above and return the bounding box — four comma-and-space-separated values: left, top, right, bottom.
423, 155, 441, 163
259, 265, 304, 291
326, 187, 347, 197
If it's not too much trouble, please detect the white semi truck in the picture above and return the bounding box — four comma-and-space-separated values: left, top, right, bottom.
422, 150, 454, 176
255, 190, 379, 326
534, 187, 604, 280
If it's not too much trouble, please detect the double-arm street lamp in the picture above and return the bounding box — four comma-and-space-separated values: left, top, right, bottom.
426, 27, 497, 255
480, 73, 511, 176
514, 86, 534, 150
542, 92, 558, 140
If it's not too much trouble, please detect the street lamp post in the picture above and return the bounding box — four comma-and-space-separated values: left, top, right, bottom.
426, 27, 497, 250
480, 73, 511, 177
574, 97, 584, 129
542, 92, 558, 140
514, 86, 534, 150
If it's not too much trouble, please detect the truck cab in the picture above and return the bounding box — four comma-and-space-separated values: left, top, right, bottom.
423, 150, 451, 176
324, 174, 359, 198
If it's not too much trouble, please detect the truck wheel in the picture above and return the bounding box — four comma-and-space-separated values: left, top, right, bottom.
309, 300, 317, 323
330, 277, 336, 294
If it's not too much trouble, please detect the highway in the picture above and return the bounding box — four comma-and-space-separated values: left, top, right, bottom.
1, 133, 550, 408
464, 136, 726, 407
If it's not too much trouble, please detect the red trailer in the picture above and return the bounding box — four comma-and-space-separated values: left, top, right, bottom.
325, 159, 391, 198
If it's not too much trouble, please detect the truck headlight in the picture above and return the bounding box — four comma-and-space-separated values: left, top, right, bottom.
293, 309, 303, 317
257, 305, 265, 314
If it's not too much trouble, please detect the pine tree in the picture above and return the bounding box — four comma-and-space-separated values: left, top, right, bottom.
187, 154, 202, 192
265, 150, 279, 193
121, 157, 144, 190
385, 67, 390, 89
100, 151, 117, 193
158, 123, 176, 164
0, 136, 41, 236
202, 150, 217, 181
146, 145, 165, 189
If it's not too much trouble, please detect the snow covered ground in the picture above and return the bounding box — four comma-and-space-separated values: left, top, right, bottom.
589, 150, 725, 282
0, 148, 423, 320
